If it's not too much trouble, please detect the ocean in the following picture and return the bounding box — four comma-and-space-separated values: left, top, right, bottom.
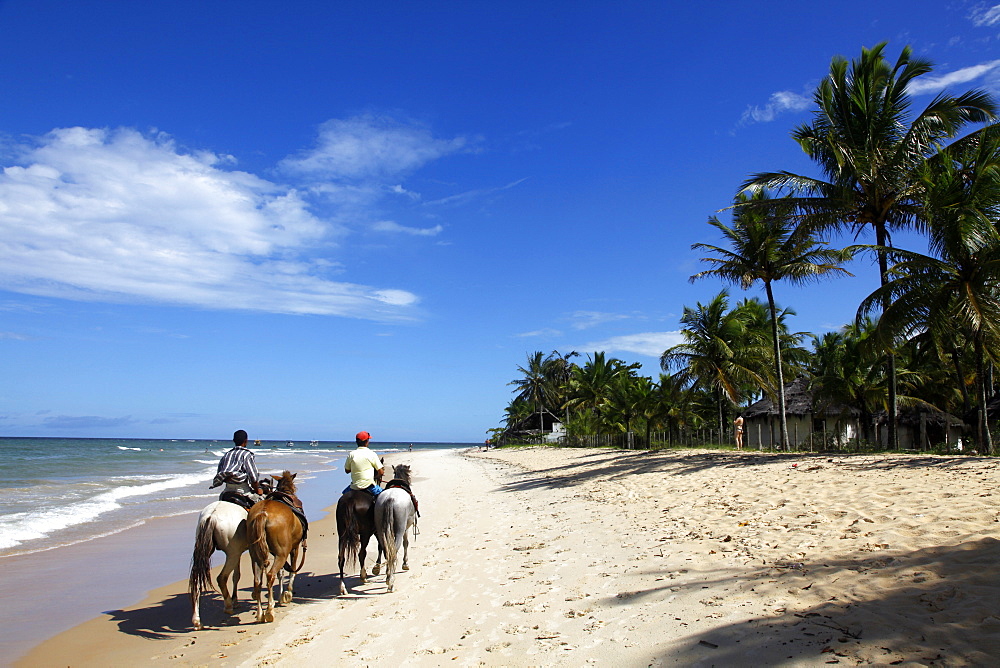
0, 436, 473, 665
0, 437, 469, 558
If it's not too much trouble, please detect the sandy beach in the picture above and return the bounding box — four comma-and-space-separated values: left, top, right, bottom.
18, 445, 1000, 666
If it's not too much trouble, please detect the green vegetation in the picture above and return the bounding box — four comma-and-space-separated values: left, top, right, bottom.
492, 43, 1000, 455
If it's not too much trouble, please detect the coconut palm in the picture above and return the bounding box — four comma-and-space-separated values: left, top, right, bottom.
742, 42, 997, 449
509, 351, 549, 435
661, 291, 771, 439
857, 127, 1000, 452
692, 190, 853, 448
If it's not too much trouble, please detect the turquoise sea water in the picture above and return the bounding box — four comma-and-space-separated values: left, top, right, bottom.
0, 437, 470, 557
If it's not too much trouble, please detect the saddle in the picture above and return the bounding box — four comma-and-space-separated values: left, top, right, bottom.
267, 490, 309, 540
218, 490, 256, 510
384, 479, 420, 517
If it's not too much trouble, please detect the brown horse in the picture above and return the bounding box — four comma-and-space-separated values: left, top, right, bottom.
247, 471, 306, 623
336, 465, 385, 594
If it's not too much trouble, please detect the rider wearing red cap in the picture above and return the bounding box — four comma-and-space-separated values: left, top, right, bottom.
343, 430, 385, 496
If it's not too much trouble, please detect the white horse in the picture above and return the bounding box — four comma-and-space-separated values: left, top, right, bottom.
374, 464, 418, 592
188, 500, 250, 630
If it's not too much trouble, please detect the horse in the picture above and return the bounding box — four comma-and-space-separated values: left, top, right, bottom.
188, 500, 248, 630
335, 468, 386, 595
247, 471, 307, 623
375, 463, 419, 593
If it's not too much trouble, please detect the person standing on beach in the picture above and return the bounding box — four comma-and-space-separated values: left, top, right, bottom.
211, 429, 264, 502
344, 430, 384, 496
734, 416, 745, 450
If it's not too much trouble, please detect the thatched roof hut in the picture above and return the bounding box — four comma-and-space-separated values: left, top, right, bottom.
743, 376, 856, 419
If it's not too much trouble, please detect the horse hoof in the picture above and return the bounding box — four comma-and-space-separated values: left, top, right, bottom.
281, 591, 292, 604
224, 607, 234, 615
372, 565, 381, 576
339, 583, 347, 595
192, 621, 203, 631
264, 611, 274, 623
402, 564, 410, 571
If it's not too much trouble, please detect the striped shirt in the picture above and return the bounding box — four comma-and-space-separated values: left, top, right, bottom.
212, 445, 260, 488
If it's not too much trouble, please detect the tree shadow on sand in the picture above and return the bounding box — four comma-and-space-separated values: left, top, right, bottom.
609, 537, 1000, 664
495, 448, 997, 493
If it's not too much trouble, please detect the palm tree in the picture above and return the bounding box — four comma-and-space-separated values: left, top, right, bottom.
742, 42, 997, 449
564, 352, 640, 428
857, 127, 1000, 453
661, 291, 771, 439
509, 351, 549, 437
691, 190, 853, 448
810, 323, 888, 446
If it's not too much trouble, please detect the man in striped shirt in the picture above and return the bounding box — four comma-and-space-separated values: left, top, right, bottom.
211, 429, 264, 501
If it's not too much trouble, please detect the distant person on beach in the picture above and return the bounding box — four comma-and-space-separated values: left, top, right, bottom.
734, 416, 744, 450
210, 429, 264, 504
343, 430, 384, 496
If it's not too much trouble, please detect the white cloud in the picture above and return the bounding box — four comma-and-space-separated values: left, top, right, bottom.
0, 127, 419, 319
371, 220, 444, 236
570, 310, 630, 330
971, 4, 1000, 26
584, 331, 684, 358
515, 328, 562, 338
907, 59, 1000, 95
423, 177, 527, 207
739, 90, 812, 125
279, 114, 466, 179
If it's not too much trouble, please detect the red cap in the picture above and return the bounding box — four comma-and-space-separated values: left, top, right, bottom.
356, 431, 371, 441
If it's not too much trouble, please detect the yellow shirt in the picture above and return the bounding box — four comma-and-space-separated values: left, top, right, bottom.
345, 447, 382, 489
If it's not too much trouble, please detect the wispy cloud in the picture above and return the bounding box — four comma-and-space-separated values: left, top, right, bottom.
0, 125, 425, 319
279, 114, 467, 179
907, 59, 1000, 95
424, 178, 527, 207
583, 331, 684, 358
739, 90, 812, 126
371, 220, 444, 236
570, 310, 630, 330
971, 4, 1000, 26
515, 328, 562, 338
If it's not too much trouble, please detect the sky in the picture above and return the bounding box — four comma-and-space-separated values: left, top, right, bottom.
1, 1, 1000, 442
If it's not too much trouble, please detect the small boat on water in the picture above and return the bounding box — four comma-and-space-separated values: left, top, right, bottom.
254, 439, 262, 446
310, 440, 319, 446
286, 441, 294, 447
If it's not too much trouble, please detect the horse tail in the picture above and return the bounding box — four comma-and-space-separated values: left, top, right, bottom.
377, 496, 398, 576
189, 511, 217, 597
339, 498, 361, 568
248, 506, 271, 570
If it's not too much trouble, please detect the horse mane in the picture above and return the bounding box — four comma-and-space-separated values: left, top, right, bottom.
273, 470, 297, 494
391, 463, 411, 484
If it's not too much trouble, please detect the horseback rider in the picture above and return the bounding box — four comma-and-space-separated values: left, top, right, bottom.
343, 430, 384, 496
211, 429, 265, 507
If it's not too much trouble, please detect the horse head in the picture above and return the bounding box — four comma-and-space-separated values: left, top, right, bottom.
271, 470, 298, 494
391, 463, 411, 484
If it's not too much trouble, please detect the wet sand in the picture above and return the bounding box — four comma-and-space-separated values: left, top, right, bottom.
18, 446, 1000, 666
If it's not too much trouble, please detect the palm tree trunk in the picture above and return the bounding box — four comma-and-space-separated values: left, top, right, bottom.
875, 225, 899, 450
974, 333, 993, 455
765, 282, 789, 449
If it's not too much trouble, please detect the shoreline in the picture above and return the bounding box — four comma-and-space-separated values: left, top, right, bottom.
2, 463, 350, 665
18, 446, 1000, 666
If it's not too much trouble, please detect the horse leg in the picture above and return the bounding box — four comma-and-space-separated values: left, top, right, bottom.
252, 558, 265, 623
264, 554, 281, 622
359, 530, 369, 584
402, 521, 411, 571
217, 547, 242, 615
372, 534, 384, 576
281, 546, 298, 604
338, 540, 348, 595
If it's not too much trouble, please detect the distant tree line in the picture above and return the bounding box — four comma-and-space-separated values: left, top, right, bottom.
494, 43, 1000, 454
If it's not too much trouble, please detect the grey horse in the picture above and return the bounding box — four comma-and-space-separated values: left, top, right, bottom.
374, 463, 418, 592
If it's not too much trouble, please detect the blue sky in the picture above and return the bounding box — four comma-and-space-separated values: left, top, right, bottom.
1, 1, 1000, 442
